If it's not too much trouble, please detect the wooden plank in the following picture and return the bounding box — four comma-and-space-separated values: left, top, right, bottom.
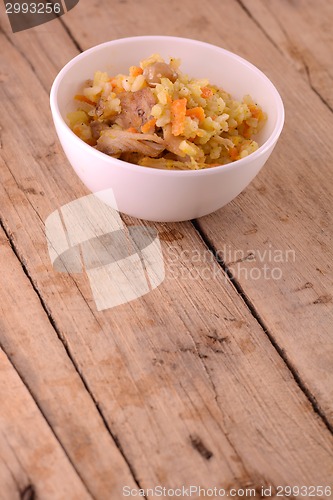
0, 454, 21, 500
0, 15, 333, 494
59, 0, 333, 428
0, 227, 139, 498
0, 4, 79, 93
236, 0, 333, 110
185, 0, 333, 427
0, 348, 91, 499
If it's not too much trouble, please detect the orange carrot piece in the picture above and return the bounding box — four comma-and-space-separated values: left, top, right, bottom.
229, 147, 239, 161
249, 104, 260, 119
257, 109, 264, 120
242, 123, 251, 139
141, 117, 157, 134
109, 78, 124, 93
186, 106, 205, 122
74, 94, 95, 106
129, 66, 143, 77
171, 98, 187, 136
126, 127, 138, 133
201, 86, 213, 99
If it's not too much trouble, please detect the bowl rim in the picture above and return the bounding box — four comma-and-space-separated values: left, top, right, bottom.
50, 35, 285, 177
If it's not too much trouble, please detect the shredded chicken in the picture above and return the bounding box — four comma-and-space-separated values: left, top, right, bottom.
95, 98, 106, 118
120, 152, 145, 164
96, 129, 165, 157
138, 157, 207, 170
163, 124, 186, 157
115, 88, 156, 130
138, 157, 185, 169
70, 54, 266, 170
90, 120, 110, 140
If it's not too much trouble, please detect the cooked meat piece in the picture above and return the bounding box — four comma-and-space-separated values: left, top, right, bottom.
138, 157, 185, 169
90, 120, 110, 140
120, 152, 144, 164
143, 62, 178, 86
163, 125, 205, 162
163, 124, 186, 157
95, 99, 105, 118
115, 88, 156, 130
96, 129, 165, 157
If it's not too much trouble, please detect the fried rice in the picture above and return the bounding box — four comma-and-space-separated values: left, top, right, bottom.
68, 54, 267, 170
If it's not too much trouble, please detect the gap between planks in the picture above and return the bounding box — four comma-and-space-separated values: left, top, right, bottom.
191, 219, 333, 436
0, 24, 48, 96
0, 216, 147, 499
235, 0, 333, 113
0, 19, 142, 495
1, 5, 332, 461
1, 6, 332, 492
58, 15, 83, 53
0, 320, 94, 499
59, 2, 333, 438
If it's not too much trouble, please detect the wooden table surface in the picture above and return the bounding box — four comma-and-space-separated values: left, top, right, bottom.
0, 0, 333, 498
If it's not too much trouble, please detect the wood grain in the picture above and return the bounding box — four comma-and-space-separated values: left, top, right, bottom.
0, 0, 333, 497
0, 226, 138, 498
188, 0, 333, 427
60, 0, 333, 427
0, 348, 91, 499
237, 0, 333, 110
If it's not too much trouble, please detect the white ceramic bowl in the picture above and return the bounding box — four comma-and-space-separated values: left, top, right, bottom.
50, 36, 284, 222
